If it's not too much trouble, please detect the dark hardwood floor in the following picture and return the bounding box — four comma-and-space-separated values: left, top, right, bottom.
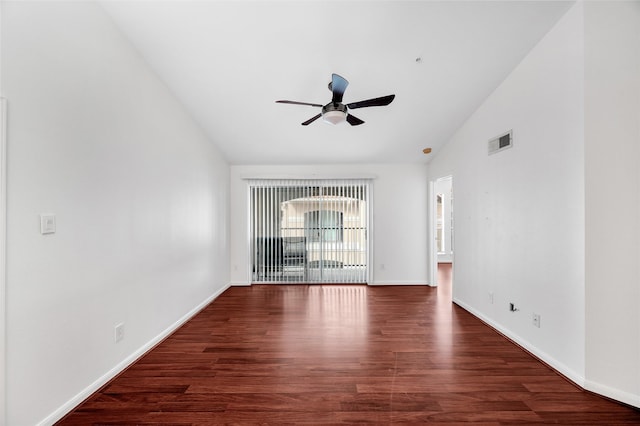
58, 264, 640, 424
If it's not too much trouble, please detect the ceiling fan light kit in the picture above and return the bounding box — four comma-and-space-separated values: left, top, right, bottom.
276, 73, 395, 126
321, 103, 347, 125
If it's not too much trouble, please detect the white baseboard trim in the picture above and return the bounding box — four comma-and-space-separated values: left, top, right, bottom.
584, 379, 640, 409
39, 283, 231, 426
453, 297, 586, 388
369, 281, 429, 286
232, 281, 433, 287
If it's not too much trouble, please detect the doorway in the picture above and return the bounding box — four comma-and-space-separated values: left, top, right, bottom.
430, 175, 453, 287
249, 179, 370, 284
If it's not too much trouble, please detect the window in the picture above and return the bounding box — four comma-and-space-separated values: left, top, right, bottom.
436, 194, 444, 253
249, 179, 370, 283
305, 210, 343, 242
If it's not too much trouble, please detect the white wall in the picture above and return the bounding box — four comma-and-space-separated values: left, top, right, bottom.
0, 4, 6, 419
584, 1, 640, 408
2, 2, 229, 425
429, 1, 640, 409
230, 164, 429, 286
428, 2, 586, 385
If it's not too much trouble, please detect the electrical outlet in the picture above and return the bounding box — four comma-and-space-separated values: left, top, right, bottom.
489, 292, 494, 304
114, 323, 125, 343
532, 313, 541, 328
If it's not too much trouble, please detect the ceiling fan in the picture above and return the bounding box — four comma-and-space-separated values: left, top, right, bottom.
276, 73, 395, 126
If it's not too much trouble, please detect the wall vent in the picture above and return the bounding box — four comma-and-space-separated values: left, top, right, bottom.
488, 130, 513, 155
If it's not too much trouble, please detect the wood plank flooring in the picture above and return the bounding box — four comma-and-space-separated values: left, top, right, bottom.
58, 265, 640, 424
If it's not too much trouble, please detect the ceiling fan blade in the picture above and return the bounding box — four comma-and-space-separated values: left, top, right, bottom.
346, 94, 395, 109
276, 100, 323, 107
331, 73, 349, 104
301, 113, 322, 126
346, 114, 364, 126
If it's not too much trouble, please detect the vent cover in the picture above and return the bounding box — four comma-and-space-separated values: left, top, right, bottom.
488, 130, 513, 155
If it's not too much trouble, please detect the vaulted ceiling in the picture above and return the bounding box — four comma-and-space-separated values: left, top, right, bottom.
101, 1, 574, 165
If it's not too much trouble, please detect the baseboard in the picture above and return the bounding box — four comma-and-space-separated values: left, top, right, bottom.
452, 297, 586, 388
369, 281, 429, 286
39, 283, 231, 426
454, 298, 640, 410
233, 281, 431, 287
584, 379, 640, 409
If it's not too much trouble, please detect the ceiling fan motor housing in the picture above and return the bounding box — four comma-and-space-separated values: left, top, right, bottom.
322, 102, 347, 124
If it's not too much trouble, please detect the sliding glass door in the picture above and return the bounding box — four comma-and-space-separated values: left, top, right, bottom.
249, 179, 370, 283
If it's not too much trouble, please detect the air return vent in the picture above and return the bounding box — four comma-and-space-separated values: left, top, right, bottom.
488, 130, 513, 155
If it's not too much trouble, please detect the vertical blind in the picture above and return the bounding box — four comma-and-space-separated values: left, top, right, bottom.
249, 179, 370, 283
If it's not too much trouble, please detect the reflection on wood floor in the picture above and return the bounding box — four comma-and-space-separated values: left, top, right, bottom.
58, 268, 640, 424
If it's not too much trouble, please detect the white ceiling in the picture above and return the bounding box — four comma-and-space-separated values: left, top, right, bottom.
101, 0, 574, 165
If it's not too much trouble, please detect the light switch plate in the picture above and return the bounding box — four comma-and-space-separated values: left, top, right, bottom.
40, 214, 56, 234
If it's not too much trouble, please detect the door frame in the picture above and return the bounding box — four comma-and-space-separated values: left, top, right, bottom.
1, 97, 7, 426
429, 175, 453, 288
428, 179, 438, 287
1, 4, 8, 421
